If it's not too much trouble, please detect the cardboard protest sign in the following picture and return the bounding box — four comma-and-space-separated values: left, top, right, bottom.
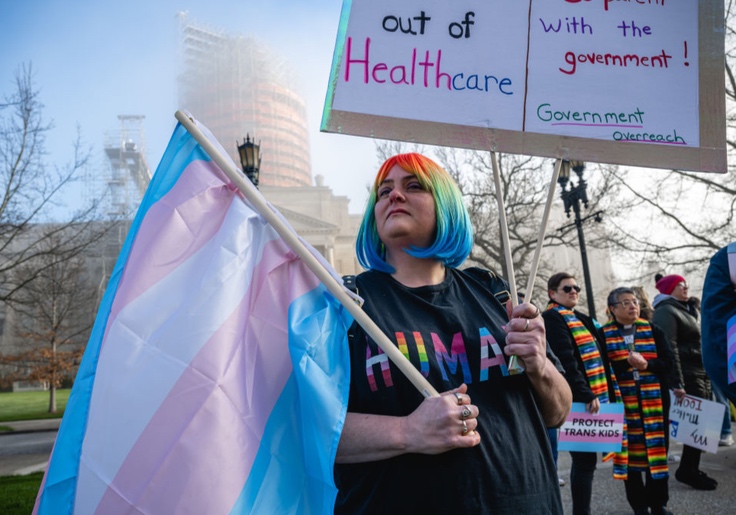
322, 0, 726, 172
558, 402, 624, 453
669, 392, 725, 453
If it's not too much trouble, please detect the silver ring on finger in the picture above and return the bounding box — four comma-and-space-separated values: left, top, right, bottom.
523, 318, 530, 332
454, 392, 463, 405
461, 407, 471, 420
462, 420, 469, 435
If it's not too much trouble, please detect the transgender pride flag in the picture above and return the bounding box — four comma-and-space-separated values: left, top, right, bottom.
33, 117, 353, 514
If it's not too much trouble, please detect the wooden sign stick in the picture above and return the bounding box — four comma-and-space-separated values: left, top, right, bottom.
524, 159, 562, 302
490, 151, 524, 374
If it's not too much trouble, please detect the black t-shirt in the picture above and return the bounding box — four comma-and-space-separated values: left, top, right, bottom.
334, 268, 563, 514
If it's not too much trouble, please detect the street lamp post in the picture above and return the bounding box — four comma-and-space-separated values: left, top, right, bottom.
237, 134, 262, 188
557, 160, 597, 320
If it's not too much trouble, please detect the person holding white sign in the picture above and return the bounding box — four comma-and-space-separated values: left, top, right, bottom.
334, 153, 571, 514
602, 287, 678, 515
542, 272, 616, 515
652, 273, 718, 491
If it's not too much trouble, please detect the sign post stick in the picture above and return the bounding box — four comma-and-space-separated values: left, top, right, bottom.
490, 151, 524, 374
524, 159, 562, 302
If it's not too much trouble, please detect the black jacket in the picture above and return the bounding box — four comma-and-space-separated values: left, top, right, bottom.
542, 308, 614, 404
652, 296, 711, 397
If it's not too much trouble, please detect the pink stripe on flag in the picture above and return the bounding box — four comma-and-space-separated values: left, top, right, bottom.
103, 160, 235, 344
93, 238, 321, 514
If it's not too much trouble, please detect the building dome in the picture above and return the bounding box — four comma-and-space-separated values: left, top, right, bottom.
179, 19, 312, 187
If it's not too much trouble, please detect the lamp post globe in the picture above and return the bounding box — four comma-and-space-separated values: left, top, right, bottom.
237, 134, 262, 188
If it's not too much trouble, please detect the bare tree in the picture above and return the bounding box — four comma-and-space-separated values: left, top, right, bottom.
0, 63, 111, 307
0, 232, 96, 412
591, 4, 736, 279
0, 63, 120, 406
446, 150, 618, 303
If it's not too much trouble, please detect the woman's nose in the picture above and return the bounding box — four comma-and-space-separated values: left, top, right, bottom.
389, 188, 405, 202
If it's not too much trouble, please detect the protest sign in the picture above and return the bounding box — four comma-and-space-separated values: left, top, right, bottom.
558, 402, 624, 453
323, 0, 725, 172
669, 392, 725, 453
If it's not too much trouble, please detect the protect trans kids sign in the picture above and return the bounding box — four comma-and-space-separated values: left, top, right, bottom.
558, 402, 624, 453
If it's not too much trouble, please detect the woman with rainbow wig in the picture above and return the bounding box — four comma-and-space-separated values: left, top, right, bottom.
334, 153, 571, 514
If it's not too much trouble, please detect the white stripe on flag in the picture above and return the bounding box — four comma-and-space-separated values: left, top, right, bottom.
75, 198, 279, 513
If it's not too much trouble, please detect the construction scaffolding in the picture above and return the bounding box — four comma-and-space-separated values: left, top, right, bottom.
177, 13, 312, 188
102, 115, 151, 218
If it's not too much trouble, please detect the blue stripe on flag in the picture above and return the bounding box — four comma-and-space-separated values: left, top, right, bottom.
558, 441, 622, 453
230, 284, 352, 514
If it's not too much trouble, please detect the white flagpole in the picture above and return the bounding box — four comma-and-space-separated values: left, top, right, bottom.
524, 159, 562, 302
490, 151, 525, 374
175, 110, 438, 398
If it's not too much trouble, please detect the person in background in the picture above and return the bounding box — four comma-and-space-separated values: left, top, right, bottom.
602, 287, 677, 515
543, 272, 615, 515
652, 274, 717, 491
334, 153, 572, 514
687, 295, 701, 314
631, 286, 654, 321
701, 242, 736, 405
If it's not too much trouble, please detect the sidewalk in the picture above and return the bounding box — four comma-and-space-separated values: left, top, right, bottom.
0, 418, 61, 434
557, 439, 736, 514
0, 419, 61, 477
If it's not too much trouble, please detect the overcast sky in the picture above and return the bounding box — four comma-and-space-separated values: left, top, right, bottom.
1, 0, 378, 214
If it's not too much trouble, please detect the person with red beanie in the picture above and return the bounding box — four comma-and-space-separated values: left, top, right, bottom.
652, 273, 717, 491
654, 274, 686, 297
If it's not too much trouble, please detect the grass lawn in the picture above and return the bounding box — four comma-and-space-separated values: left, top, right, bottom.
0, 389, 70, 423
0, 472, 43, 514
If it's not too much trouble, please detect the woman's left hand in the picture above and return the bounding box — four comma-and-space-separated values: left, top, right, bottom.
503, 302, 547, 376
503, 301, 572, 427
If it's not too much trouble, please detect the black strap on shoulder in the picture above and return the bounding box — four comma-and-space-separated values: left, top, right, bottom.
342, 275, 358, 294
463, 267, 511, 305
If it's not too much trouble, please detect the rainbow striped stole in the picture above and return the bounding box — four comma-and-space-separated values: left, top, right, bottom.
603, 319, 668, 480
548, 303, 609, 403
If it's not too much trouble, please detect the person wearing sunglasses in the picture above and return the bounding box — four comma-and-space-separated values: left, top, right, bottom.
652, 273, 717, 491
602, 287, 678, 515
542, 272, 616, 515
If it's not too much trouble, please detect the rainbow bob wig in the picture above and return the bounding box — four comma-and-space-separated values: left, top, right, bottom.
355, 153, 473, 273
